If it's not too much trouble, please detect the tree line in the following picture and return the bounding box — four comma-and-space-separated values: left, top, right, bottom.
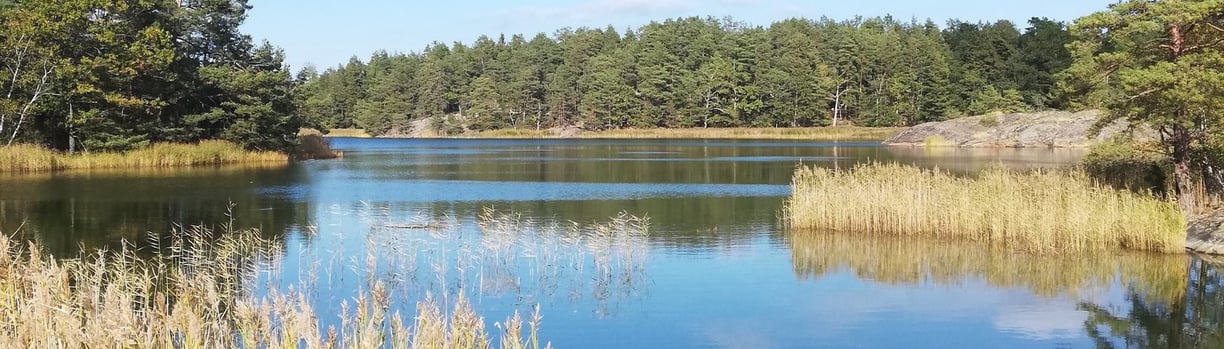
0, 0, 299, 152
296, 16, 1075, 135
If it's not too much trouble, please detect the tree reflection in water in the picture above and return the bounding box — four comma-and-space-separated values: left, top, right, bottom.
788, 231, 1224, 348
1080, 257, 1224, 349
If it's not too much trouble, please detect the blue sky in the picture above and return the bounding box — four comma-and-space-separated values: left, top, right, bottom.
240, 0, 1117, 72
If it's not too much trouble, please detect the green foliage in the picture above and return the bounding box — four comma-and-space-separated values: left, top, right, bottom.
1082, 140, 1169, 195
1061, 0, 1224, 209
979, 113, 1001, 128
0, 0, 302, 152
296, 16, 1074, 132
966, 87, 1027, 115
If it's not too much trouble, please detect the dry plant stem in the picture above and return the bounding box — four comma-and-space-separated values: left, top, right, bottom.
0, 221, 556, 348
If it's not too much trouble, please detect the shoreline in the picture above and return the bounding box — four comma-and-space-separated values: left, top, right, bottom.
318, 126, 905, 141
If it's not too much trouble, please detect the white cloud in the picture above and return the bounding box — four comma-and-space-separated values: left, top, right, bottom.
993, 302, 1090, 340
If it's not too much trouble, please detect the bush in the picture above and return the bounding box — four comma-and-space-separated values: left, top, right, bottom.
1082, 139, 1169, 195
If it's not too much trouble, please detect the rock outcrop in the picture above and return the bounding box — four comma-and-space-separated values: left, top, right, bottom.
883, 110, 1146, 148
1188, 211, 1224, 255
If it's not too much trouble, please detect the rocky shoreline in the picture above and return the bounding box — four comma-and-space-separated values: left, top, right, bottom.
883, 110, 1146, 148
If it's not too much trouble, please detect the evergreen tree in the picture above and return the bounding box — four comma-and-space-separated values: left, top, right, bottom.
1062, 0, 1224, 210
293, 15, 1082, 132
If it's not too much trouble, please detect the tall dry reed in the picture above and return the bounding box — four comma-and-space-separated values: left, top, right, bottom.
0, 141, 287, 172
0, 224, 550, 349
786, 162, 1187, 253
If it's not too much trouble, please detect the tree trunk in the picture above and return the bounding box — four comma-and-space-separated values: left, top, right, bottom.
1171, 124, 1196, 212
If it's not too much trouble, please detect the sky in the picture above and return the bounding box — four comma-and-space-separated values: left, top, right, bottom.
240, 0, 1118, 72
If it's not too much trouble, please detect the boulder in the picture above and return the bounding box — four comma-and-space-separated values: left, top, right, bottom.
883, 110, 1150, 148
1188, 211, 1224, 255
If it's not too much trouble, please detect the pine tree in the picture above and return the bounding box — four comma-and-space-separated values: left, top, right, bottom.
1063, 0, 1224, 210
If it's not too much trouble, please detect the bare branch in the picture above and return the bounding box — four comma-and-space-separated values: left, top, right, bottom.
7, 63, 54, 146
1204, 21, 1224, 34
1127, 86, 1167, 100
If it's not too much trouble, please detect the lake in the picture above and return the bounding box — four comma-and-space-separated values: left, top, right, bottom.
0, 138, 1219, 349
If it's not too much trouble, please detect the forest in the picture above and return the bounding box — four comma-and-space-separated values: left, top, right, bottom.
297, 16, 1075, 135
0, 0, 299, 152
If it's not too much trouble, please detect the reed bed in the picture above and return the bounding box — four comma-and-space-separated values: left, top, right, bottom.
0, 223, 549, 349
572, 126, 903, 140
348, 206, 651, 318
789, 232, 1189, 303
786, 162, 1187, 253
0, 141, 288, 173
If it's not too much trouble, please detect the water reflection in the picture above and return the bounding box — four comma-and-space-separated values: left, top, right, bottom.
0, 164, 313, 255
884, 146, 1086, 173
789, 232, 1224, 348
1080, 257, 1224, 349
299, 205, 651, 320
789, 232, 1187, 304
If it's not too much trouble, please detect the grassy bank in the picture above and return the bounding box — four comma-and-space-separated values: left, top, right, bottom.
786, 163, 1186, 253
0, 226, 546, 348
0, 141, 288, 173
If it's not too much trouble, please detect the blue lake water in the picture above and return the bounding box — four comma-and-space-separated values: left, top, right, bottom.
0, 138, 1218, 348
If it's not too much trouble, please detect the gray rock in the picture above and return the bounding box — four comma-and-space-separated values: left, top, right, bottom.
1188, 211, 1224, 255
883, 110, 1151, 148
550, 125, 584, 138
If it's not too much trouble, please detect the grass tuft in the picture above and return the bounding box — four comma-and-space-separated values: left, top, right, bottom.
785, 162, 1187, 253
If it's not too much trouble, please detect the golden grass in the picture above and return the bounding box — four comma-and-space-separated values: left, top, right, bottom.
0, 225, 550, 349
323, 128, 373, 138
0, 141, 288, 173
789, 232, 1189, 303
574, 126, 903, 140
785, 162, 1187, 253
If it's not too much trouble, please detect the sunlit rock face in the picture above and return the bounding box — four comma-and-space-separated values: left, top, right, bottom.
884, 110, 1153, 148
1188, 212, 1224, 255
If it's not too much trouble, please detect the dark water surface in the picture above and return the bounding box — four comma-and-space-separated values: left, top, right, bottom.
1, 138, 1220, 349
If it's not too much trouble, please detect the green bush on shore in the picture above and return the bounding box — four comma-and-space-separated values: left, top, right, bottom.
1082, 139, 1169, 195
295, 129, 343, 160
